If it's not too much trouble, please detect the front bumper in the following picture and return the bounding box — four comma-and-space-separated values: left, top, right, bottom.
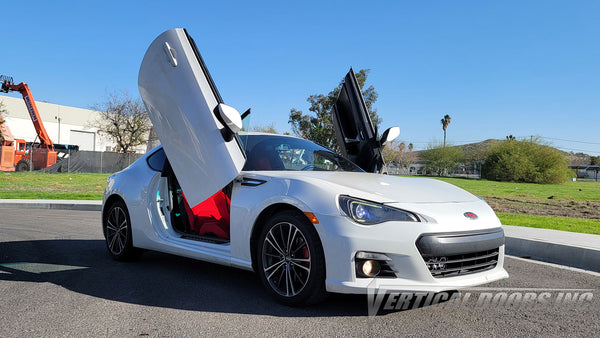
314, 213, 509, 294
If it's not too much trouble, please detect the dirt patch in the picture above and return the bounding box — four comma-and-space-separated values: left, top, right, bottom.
484, 196, 600, 219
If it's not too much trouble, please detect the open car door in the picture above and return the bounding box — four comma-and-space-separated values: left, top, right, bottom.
331, 68, 384, 173
138, 28, 246, 206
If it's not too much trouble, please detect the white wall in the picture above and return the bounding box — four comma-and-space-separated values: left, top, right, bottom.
1, 94, 117, 152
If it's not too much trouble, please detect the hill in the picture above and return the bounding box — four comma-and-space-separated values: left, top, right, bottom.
413, 139, 591, 166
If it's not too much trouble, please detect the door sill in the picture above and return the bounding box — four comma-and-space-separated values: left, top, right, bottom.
179, 232, 230, 245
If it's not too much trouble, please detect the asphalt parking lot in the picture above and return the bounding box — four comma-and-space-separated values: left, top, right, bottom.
1, 208, 598, 337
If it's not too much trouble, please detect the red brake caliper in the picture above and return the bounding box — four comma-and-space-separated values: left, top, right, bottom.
303, 245, 309, 259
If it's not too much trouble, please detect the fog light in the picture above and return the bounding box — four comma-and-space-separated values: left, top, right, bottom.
362, 260, 381, 277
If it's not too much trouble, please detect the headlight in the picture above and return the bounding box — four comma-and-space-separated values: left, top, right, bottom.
339, 196, 419, 225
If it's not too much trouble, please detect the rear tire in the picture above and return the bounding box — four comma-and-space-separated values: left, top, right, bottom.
256, 210, 327, 306
15, 159, 31, 172
102, 200, 140, 261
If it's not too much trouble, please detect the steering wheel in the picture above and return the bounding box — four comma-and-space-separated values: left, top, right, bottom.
301, 164, 316, 171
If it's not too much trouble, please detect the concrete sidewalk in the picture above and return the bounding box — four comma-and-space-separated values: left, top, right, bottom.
1, 199, 599, 273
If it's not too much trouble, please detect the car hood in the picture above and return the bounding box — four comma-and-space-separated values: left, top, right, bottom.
249, 171, 480, 204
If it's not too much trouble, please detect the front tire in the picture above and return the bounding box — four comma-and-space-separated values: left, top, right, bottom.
257, 210, 327, 306
103, 200, 139, 261
15, 159, 31, 172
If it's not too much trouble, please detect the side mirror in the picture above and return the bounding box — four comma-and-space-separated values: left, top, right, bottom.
216, 103, 242, 134
380, 126, 400, 146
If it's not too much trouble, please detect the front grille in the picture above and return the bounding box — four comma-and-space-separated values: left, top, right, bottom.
415, 228, 504, 278
424, 248, 499, 278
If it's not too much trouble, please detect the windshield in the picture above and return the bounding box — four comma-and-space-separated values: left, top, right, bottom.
240, 134, 363, 172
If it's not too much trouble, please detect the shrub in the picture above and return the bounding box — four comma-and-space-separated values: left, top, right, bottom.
482, 139, 572, 184
421, 143, 464, 176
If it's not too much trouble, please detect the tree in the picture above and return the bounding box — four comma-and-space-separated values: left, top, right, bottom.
441, 114, 451, 147
482, 139, 572, 184
252, 123, 278, 134
289, 69, 380, 150
421, 143, 464, 176
92, 91, 151, 153
590, 156, 600, 166
381, 140, 416, 174
382, 140, 402, 165
399, 149, 417, 172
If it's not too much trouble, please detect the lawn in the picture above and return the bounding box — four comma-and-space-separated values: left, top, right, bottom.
497, 213, 600, 235
428, 177, 600, 235
431, 177, 600, 201
0, 172, 109, 200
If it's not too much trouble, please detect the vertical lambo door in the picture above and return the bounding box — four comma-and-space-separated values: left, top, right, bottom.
138, 28, 245, 207
137, 28, 246, 263
331, 68, 384, 173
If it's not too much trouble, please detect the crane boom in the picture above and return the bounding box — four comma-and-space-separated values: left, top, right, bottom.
1, 76, 54, 150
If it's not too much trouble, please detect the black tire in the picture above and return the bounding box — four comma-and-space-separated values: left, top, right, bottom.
102, 200, 139, 261
15, 159, 31, 172
256, 210, 327, 306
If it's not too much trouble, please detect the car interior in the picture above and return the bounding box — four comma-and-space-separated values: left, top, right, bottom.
160, 156, 232, 244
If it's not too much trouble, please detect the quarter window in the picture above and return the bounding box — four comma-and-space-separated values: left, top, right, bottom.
147, 148, 166, 172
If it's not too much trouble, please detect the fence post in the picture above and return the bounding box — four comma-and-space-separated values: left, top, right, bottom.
100, 151, 103, 174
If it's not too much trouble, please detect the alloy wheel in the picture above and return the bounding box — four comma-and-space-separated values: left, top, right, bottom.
261, 221, 311, 297
105, 206, 128, 255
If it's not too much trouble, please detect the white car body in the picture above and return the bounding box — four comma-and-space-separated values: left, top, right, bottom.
102, 28, 508, 305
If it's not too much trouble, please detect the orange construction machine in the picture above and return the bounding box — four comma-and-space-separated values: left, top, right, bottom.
0, 123, 26, 171
0, 75, 57, 171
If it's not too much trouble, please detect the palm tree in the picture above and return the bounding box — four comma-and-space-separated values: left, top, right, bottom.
441, 114, 451, 147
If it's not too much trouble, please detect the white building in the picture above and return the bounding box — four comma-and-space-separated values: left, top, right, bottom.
1, 94, 116, 152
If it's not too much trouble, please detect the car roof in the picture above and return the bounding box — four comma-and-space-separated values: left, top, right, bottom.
240, 131, 303, 139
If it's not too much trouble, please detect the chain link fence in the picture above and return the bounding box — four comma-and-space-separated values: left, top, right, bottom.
42, 151, 143, 173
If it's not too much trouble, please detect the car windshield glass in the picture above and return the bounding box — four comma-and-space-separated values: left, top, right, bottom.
240, 134, 363, 172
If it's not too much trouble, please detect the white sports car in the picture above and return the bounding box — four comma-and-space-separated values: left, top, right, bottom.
102, 28, 508, 306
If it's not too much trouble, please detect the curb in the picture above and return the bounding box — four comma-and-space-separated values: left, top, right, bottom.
503, 225, 600, 273
0, 199, 102, 212
505, 237, 600, 272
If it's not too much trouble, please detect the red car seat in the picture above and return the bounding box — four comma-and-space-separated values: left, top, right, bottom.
182, 190, 231, 239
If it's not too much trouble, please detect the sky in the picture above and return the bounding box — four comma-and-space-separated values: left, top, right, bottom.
1, 0, 599, 155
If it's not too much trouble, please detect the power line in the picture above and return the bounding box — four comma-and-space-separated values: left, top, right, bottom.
540, 137, 600, 145
554, 146, 600, 155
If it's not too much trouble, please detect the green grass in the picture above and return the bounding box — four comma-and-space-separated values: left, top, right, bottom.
497, 213, 600, 235
430, 177, 600, 201
0, 172, 109, 200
